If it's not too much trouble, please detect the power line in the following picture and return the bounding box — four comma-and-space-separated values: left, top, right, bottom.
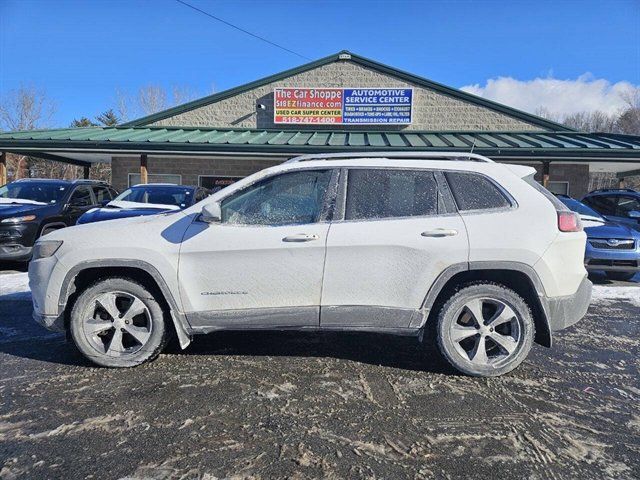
175, 0, 311, 60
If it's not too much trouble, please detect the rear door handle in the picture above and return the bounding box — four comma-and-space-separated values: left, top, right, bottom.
283, 233, 319, 242
421, 229, 458, 238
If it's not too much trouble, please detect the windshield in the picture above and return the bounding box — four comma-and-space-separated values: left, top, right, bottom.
0, 182, 68, 204
558, 196, 605, 220
113, 186, 192, 208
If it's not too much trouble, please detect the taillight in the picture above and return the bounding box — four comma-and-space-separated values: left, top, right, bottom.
558, 211, 582, 232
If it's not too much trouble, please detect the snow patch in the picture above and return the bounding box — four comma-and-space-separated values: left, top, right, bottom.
591, 286, 640, 307
0, 273, 30, 300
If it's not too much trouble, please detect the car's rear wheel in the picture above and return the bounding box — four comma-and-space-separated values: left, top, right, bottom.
604, 271, 637, 282
70, 277, 168, 367
435, 282, 534, 377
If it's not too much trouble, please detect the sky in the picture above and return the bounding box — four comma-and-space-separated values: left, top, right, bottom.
1, 0, 639, 128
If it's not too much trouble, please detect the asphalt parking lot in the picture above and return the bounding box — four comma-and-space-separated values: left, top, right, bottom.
1, 269, 639, 479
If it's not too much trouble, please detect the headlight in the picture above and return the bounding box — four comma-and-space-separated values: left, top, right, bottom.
32, 240, 63, 260
1, 215, 37, 224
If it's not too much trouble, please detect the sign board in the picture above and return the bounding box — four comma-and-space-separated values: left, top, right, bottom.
274, 88, 412, 125
199, 176, 242, 193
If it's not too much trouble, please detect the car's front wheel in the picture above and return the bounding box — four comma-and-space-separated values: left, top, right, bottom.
435, 282, 534, 377
70, 277, 168, 367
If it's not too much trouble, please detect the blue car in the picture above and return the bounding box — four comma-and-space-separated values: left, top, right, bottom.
77, 184, 210, 225
557, 195, 640, 281
582, 188, 640, 232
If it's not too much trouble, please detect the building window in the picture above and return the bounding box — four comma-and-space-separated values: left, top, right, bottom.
128, 173, 182, 187
547, 181, 569, 196
199, 175, 243, 193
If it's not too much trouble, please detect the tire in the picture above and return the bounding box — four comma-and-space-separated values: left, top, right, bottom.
605, 271, 636, 282
435, 282, 534, 377
69, 277, 168, 367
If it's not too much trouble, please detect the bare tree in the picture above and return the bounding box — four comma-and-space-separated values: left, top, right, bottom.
114, 84, 212, 122
0, 85, 56, 180
617, 87, 640, 135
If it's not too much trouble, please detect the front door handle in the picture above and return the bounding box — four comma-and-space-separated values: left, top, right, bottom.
283, 233, 319, 242
421, 229, 458, 238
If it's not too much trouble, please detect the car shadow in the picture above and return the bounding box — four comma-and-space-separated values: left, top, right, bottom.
177, 329, 456, 374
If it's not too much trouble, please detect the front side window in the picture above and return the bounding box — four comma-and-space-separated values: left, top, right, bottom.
221, 170, 332, 226
92, 186, 112, 203
345, 169, 438, 220
69, 186, 93, 207
445, 171, 511, 211
616, 196, 640, 217
583, 195, 617, 216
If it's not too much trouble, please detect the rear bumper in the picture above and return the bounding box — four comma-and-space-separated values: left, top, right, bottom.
32, 311, 65, 332
543, 276, 592, 332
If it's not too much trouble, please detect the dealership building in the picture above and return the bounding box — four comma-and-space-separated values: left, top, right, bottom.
1, 51, 639, 195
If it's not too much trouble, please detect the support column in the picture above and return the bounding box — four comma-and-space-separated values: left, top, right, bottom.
542, 161, 550, 188
140, 154, 148, 184
83, 165, 90, 179
0, 152, 6, 185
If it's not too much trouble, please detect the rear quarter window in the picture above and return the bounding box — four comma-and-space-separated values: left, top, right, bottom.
445, 171, 511, 211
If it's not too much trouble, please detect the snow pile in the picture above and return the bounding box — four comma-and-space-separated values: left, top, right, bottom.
0, 272, 31, 300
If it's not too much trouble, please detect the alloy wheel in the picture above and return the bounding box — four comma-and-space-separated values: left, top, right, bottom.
82, 291, 153, 357
449, 297, 522, 366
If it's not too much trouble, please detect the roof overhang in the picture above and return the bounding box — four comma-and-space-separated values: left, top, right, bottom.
1, 127, 640, 174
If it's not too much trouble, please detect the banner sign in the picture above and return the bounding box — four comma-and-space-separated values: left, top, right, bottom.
274, 88, 412, 125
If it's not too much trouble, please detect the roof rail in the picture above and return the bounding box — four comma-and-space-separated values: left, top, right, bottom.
72, 179, 108, 184
588, 188, 637, 194
287, 151, 495, 163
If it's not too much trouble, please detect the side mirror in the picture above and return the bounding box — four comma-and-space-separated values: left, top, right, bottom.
201, 202, 222, 223
628, 210, 640, 220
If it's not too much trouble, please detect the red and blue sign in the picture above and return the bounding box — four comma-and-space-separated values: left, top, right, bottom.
274, 88, 413, 125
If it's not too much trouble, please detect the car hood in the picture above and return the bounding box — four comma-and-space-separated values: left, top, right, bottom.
78, 206, 173, 224
0, 202, 51, 218
583, 219, 639, 239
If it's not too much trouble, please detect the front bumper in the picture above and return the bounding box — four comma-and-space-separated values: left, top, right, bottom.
584, 242, 640, 272
0, 222, 39, 260
544, 276, 592, 332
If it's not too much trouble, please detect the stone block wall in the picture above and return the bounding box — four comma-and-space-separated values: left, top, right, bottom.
151, 61, 543, 132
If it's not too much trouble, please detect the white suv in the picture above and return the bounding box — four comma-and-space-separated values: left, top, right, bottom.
28, 153, 591, 376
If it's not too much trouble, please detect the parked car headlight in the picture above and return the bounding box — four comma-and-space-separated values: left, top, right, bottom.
1, 215, 36, 224
32, 240, 63, 260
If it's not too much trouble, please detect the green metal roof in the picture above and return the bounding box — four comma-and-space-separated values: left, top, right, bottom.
1, 127, 639, 162
121, 50, 572, 132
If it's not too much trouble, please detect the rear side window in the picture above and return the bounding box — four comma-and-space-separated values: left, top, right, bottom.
445, 171, 511, 211
345, 169, 438, 220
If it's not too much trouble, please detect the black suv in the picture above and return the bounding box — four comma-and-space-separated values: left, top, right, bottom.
0, 179, 118, 261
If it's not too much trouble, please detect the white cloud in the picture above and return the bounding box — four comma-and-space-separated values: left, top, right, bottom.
460, 74, 639, 117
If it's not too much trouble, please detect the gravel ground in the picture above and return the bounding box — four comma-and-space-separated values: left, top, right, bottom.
0, 271, 639, 479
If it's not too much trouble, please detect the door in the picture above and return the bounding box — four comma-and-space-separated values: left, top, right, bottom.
320, 168, 469, 328
65, 185, 97, 224
178, 169, 335, 329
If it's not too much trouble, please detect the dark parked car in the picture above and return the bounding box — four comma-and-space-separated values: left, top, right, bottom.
0, 178, 117, 261
558, 195, 640, 281
77, 183, 210, 225
582, 188, 640, 231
